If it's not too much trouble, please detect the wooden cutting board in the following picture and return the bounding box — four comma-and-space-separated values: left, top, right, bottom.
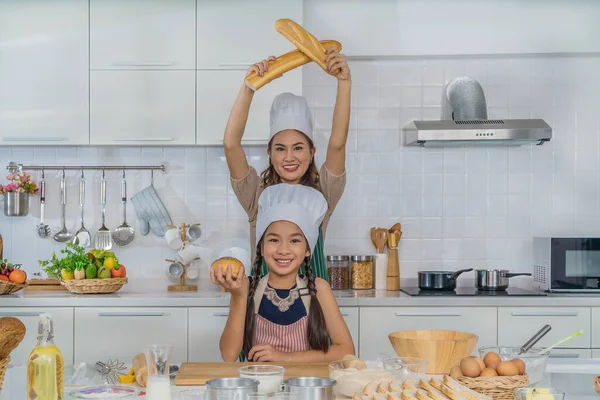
174, 362, 330, 386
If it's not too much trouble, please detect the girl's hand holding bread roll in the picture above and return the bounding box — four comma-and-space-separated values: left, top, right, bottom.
210, 257, 248, 297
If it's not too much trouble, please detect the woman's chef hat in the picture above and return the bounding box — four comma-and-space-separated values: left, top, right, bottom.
256, 183, 327, 252
269, 92, 313, 140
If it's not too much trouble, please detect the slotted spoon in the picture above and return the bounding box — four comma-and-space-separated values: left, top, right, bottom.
36, 171, 51, 238
112, 170, 135, 247
95, 170, 112, 250
53, 170, 73, 243
74, 171, 91, 248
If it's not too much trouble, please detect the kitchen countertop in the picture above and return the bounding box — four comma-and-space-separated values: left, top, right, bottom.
3, 279, 600, 307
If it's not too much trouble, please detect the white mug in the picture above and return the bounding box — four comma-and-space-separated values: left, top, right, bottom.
178, 245, 200, 265
185, 265, 199, 280
164, 228, 183, 250
167, 262, 183, 278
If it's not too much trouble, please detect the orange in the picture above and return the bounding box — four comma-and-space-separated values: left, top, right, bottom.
9, 269, 26, 284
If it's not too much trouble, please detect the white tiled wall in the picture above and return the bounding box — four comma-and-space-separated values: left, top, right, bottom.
1, 55, 599, 282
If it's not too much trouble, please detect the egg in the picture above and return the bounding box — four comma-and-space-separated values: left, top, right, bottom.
470, 356, 486, 371
460, 357, 482, 378
487, 361, 500, 371
483, 352, 502, 367
480, 367, 499, 377
450, 365, 463, 379
496, 360, 520, 376
511, 358, 526, 375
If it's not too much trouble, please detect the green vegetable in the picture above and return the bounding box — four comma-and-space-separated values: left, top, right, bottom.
38, 241, 94, 280
97, 266, 111, 279
85, 263, 97, 279
89, 249, 115, 265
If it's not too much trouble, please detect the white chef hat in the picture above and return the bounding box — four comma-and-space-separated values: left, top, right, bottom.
256, 183, 327, 253
269, 92, 313, 140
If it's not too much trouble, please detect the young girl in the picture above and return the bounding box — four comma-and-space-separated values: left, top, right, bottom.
212, 184, 355, 362
223, 47, 351, 281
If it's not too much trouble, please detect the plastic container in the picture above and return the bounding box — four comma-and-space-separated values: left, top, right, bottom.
514, 388, 565, 400
238, 365, 285, 394
326, 255, 350, 290
350, 255, 374, 289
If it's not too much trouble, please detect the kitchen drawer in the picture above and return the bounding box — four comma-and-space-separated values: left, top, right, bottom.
189, 308, 231, 362
547, 349, 592, 360
359, 307, 497, 359
591, 308, 600, 348
0, 308, 74, 365
340, 307, 359, 353
498, 307, 591, 349
593, 350, 600, 359
74, 308, 187, 364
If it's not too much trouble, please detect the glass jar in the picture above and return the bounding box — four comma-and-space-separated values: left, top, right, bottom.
326, 255, 350, 290
350, 255, 374, 289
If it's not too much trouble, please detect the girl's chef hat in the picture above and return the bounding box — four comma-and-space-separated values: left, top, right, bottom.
269, 92, 313, 140
256, 183, 327, 252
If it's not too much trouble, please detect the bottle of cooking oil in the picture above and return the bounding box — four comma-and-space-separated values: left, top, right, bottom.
27, 313, 64, 400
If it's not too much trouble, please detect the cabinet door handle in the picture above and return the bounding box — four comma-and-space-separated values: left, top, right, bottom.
0, 311, 43, 317
112, 138, 174, 142
510, 311, 578, 317
3, 137, 66, 142
219, 63, 254, 68
341, 313, 350, 317
213, 312, 229, 317
98, 312, 165, 317
395, 311, 462, 317
220, 138, 267, 144
111, 62, 175, 67
549, 353, 581, 359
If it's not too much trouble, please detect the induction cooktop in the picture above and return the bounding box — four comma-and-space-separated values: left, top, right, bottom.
400, 287, 547, 296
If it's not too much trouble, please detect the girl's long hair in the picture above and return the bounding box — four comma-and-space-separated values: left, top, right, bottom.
260, 132, 320, 190
243, 241, 329, 360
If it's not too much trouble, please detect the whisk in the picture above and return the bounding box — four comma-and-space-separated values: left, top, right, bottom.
95, 359, 127, 384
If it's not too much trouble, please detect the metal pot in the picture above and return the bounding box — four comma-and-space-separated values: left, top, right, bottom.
284, 377, 336, 400
205, 377, 260, 400
475, 269, 532, 291
3, 192, 29, 217
418, 268, 473, 291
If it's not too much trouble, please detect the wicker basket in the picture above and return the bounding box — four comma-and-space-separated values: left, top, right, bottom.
61, 278, 128, 294
457, 375, 529, 400
0, 280, 27, 295
0, 356, 10, 392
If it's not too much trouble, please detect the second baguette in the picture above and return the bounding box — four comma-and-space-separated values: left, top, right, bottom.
245, 40, 341, 91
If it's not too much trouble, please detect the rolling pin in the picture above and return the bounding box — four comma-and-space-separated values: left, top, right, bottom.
132, 353, 148, 387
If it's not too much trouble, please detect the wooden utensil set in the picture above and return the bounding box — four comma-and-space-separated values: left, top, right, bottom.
370, 223, 402, 291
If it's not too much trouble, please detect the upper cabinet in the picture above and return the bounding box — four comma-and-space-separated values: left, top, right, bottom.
90, 0, 196, 70
0, 0, 89, 145
196, 0, 303, 70
304, 0, 600, 57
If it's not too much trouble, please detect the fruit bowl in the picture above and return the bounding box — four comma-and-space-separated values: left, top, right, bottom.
478, 346, 550, 384
61, 278, 128, 294
0, 280, 27, 295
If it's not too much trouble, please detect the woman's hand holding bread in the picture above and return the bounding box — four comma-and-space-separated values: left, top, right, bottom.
0, 316, 26, 360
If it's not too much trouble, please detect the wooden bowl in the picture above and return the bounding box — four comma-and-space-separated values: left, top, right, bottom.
388, 329, 478, 374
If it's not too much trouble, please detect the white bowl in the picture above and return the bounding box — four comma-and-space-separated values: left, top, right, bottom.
238, 365, 285, 394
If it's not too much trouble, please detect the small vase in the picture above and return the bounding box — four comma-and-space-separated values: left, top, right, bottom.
3, 192, 29, 217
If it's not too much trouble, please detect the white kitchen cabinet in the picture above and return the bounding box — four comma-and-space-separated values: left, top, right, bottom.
358, 307, 497, 359
593, 350, 600, 359
90, 70, 196, 145
547, 349, 592, 360
188, 308, 231, 362
0, 309, 74, 365
591, 308, 600, 348
90, 0, 196, 69
340, 307, 359, 353
304, 0, 600, 57
196, 69, 302, 145
74, 308, 188, 364
196, 0, 303, 70
0, 0, 89, 145
498, 308, 591, 349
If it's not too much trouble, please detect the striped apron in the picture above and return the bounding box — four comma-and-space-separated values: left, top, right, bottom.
259, 228, 328, 281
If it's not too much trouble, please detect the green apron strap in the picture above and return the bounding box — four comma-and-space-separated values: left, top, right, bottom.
259, 228, 328, 282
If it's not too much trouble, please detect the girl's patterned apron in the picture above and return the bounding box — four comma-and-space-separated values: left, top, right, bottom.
259, 228, 327, 281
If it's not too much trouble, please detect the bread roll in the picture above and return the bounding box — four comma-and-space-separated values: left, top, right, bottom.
245, 39, 342, 91
0, 316, 26, 359
132, 353, 148, 387
275, 18, 341, 75
211, 257, 244, 280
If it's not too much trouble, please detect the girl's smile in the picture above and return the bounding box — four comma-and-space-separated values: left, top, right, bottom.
262, 220, 310, 281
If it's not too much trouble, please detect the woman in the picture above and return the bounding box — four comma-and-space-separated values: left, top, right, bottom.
223, 47, 351, 281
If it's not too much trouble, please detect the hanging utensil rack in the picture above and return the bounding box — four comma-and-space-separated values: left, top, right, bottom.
7, 161, 167, 174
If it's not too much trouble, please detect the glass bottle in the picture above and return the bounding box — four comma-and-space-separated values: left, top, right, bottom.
27, 313, 64, 400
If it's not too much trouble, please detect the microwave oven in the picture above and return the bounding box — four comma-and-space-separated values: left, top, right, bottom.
533, 237, 600, 292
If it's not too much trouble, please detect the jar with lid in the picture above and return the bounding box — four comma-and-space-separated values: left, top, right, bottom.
326, 255, 350, 290
351, 255, 374, 290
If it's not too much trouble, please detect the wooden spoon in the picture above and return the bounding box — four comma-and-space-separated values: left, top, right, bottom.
374, 228, 388, 253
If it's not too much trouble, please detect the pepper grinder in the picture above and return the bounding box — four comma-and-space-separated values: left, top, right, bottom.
386, 227, 401, 291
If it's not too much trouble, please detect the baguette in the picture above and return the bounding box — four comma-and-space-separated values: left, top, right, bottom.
275, 18, 341, 75
442, 376, 492, 400
245, 39, 342, 91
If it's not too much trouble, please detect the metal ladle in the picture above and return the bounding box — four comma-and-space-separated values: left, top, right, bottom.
53, 169, 73, 243
36, 169, 51, 238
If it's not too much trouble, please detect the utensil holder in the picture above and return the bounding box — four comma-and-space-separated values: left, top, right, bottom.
3, 193, 29, 217
374, 253, 388, 290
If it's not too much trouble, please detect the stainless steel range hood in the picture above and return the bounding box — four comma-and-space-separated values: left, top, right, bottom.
403, 77, 552, 147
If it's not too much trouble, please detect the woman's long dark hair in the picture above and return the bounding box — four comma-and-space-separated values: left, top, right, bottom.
260, 132, 321, 190
243, 241, 329, 360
